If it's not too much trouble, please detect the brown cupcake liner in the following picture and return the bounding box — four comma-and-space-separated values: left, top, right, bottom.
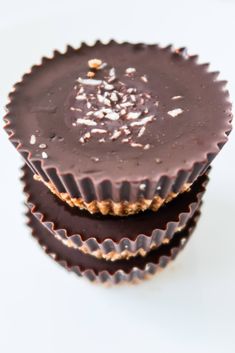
4, 41, 232, 216
26, 209, 201, 284
22, 164, 209, 261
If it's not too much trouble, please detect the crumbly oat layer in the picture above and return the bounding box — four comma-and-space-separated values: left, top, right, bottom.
51, 225, 184, 261
34, 174, 191, 216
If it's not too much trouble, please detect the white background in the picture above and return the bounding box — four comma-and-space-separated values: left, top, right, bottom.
0, 0, 235, 352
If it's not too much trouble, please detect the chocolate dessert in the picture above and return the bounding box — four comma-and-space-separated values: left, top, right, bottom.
22, 164, 208, 260
3, 40, 233, 284
4, 41, 232, 215
26, 209, 200, 284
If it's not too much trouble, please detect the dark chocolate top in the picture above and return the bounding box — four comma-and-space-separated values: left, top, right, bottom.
27, 210, 197, 274
23, 165, 207, 242
7, 42, 232, 184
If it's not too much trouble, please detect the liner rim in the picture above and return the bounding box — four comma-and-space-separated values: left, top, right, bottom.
22, 164, 208, 257
26, 209, 200, 283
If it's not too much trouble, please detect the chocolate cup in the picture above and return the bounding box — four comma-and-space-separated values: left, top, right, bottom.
26, 209, 200, 284
22, 164, 208, 260
4, 41, 232, 216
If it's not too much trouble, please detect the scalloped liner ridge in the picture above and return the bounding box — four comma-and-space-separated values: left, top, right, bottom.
22, 165, 208, 259
26, 209, 200, 284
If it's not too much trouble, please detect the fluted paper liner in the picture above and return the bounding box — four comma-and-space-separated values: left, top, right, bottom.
4, 40, 232, 216
26, 209, 201, 284
22, 164, 208, 260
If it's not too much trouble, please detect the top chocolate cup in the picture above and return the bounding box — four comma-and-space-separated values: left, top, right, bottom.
4, 41, 232, 216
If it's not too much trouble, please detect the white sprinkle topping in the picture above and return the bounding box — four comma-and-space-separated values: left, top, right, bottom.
76, 94, 86, 100
92, 157, 100, 162
120, 126, 131, 135
30, 135, 36, 145
72, 63, 159, 147
87, 102, 92, 109
126, 111, 142, 120
105, 112, 120, 121
168, 108, 183, 117
144, 144, 150, 150
130, 94, 136, 102
110, 92, 118, 102
139, 183, 146, 191
77, 78, 102, 86
155, 101, 159, 107
39, 143, 47, 149
120, 102, 133, 108
93, 111, 104, 119
141, 75, 148, 83
42, 152, 48, 159
103, 82, 114, 91
110, 130, 122, 140
109, 67, 116, 77
157, 185, 162, 190
122, 95, 127, 103
70, 107, 82, 111
155, 158, 162, 164
127, 88, 136, 93
91, 128, 106, 134
102, 108, 112, 114
104, 98, 111, 106
137, 126, 146, 137
125, 67, 136, 74
130, 142, 143, 148
171, 95, 183, 100
130, 115, 154, 126
108, 67, 116, 82
97, 94, 104, 103
83, 132, 91, 140
76, 118, 97, 126
97, 94, 111, 106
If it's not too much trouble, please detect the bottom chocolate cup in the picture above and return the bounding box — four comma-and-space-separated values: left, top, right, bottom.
26, 210, 201, 284
23, 165, 208, 261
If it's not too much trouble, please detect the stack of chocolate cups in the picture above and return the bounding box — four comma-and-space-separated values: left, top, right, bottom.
4, 41, 232, 284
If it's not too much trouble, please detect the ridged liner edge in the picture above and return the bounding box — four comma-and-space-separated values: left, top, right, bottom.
26, 209, 200, 284
22, 165, 208, 259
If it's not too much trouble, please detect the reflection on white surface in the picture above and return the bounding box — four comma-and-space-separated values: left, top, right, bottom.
0, 1, 235, 352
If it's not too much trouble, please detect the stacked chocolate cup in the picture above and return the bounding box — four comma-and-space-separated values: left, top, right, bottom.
4, 41, 232, 284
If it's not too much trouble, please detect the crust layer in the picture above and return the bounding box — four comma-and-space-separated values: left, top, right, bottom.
34, 174, 191, 216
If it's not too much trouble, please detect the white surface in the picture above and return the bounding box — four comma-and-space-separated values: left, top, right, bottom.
0, 1, 235, 352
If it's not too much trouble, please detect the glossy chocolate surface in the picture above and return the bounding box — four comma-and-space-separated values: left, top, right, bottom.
8, 42, 232, 185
